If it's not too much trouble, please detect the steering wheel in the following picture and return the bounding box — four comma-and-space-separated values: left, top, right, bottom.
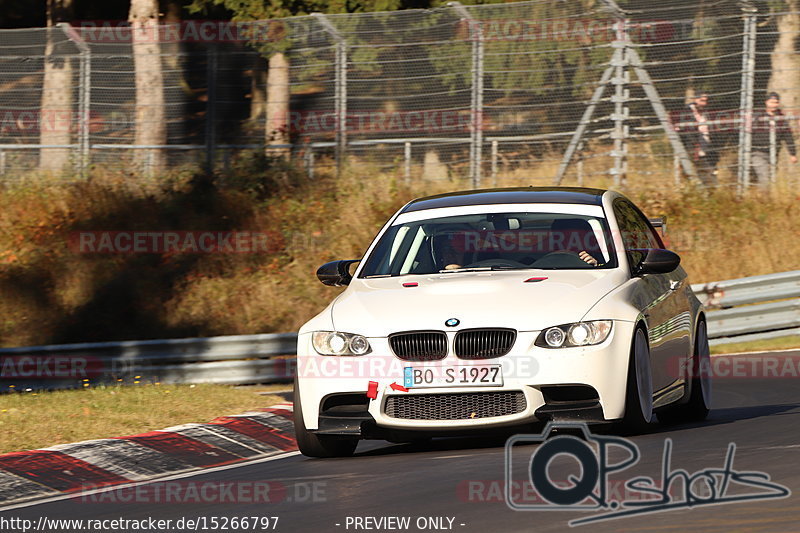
461, 258, 528, 269
532, 250, 592, 268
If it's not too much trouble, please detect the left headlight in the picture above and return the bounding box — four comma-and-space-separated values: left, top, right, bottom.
312, 331, 372, 356
535, 320, 613, 348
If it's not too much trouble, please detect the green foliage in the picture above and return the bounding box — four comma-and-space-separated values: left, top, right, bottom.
187, 0, 414, 19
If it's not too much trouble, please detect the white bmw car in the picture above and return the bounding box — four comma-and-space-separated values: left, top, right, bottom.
294, 187, 711, 457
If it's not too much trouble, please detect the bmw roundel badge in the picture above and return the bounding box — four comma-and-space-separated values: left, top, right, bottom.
445, 318, 460, 327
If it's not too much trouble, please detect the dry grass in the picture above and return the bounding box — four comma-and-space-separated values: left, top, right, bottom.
1, 150, 799, 346
711, 336, 800, 355
0, 383, 287, 454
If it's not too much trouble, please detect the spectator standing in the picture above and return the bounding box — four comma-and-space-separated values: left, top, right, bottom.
750, 92, 797, 189
675, 93, 719, 186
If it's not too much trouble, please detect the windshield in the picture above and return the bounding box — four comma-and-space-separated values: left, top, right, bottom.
359, 211, 617, 277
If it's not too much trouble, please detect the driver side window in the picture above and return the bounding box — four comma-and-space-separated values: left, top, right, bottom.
613, 200, 661, 274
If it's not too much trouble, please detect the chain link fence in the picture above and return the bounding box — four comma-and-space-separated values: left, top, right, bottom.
0, 0, 798, 191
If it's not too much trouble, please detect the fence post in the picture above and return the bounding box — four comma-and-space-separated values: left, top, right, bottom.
312, 13, 347, 177
206, 44, 218, 175
404, 141, 412, 183
61, 23, 91, 177
449, 2, 483, 188
769, 116, 777, 185
490, 139, 498, 186
737, 3, 757, 193
674, 153, 680, 186
610, 20, 630, 187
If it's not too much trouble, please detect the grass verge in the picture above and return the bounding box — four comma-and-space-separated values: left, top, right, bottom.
710, 335, 800, 356
0, 383, 288, 454
2, 155, 799, 346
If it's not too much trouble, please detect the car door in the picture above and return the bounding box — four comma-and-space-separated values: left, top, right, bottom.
613, 199, 691, 398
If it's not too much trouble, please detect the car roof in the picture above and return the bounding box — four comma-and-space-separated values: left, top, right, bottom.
401, 187, 607, 213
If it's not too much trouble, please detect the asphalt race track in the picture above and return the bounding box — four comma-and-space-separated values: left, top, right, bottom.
3, 351, 800, 533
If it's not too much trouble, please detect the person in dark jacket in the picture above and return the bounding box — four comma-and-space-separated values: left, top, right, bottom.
675, 93, 719, 186
750, 92, 797, 188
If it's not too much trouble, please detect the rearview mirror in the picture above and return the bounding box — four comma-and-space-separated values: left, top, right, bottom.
316, 260, 360, 286
636, 249, 680, 275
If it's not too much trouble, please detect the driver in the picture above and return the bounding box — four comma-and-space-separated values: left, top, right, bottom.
549, 218, 604, 266
432, 233, 466, 270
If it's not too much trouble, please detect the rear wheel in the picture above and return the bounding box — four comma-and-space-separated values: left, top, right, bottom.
621, 327, 653, 433
293, 377, 358, 458
657, 319, 712, 424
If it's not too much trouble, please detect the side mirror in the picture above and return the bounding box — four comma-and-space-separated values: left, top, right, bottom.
635, 249, 681, 275
316, 260, 360, 286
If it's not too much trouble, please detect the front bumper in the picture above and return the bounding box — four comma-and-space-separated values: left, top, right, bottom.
295, 320, 635, 435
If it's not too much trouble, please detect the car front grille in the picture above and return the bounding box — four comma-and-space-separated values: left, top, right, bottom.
454, 328, 516, 359
384, 391, 526, 420
389, 331, 447, 361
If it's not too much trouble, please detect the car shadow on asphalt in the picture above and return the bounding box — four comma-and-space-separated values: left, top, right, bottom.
350, 402, 800, 457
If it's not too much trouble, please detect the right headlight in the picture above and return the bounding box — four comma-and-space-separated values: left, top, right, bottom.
535, 320, 613, 348
312, 331, 372, 356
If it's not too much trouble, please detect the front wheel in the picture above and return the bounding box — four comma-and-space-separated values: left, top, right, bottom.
621, 327, 654, 433
293, 377, 358, 458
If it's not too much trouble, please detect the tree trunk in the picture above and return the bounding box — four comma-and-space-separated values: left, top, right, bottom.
129, 0, 166, 173
39, 0, 74, 173
767, 1, 800, 121
266, 52, 290, 158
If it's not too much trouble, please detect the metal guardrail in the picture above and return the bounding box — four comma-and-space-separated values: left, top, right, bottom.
692, 270, 800, 308
693, 270, 800, 346
1, 271, 798, 391
0, 333, 297, 391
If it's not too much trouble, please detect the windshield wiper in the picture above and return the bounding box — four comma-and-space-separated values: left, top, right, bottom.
437, 265, 522, 273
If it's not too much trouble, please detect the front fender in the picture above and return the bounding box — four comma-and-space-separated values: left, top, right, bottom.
580, 277, 643, 325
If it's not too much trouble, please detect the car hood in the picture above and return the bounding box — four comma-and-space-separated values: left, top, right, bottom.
331, 269, 628, 337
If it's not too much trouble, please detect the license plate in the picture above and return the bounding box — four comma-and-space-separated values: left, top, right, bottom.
403, 365, 503, 388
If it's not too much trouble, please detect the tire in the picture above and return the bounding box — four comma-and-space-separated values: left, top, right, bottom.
621, 327, 654, 433
293, 377, 358, 458
657, 319, 712, 424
